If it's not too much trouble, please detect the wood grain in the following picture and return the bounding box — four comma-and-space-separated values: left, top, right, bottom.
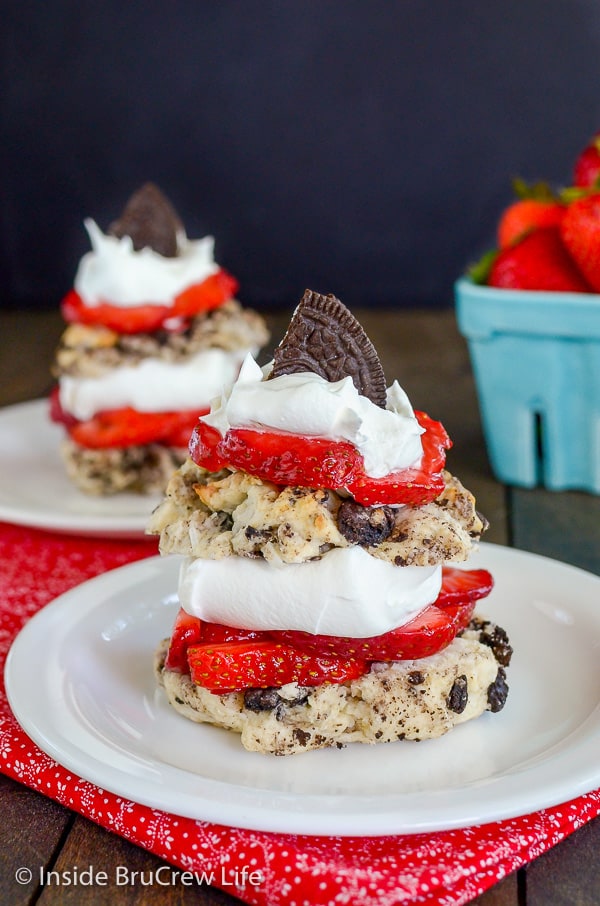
0, 774, 72, 906
469, 872, 520, 904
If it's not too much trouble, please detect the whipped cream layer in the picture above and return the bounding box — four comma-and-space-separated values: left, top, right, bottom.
203, 355, 424, 478
179, 547, 442, 637
74, 219, 219, 307
59, 348, 254, 420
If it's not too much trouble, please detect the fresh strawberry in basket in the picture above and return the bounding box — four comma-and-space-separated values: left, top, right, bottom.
488, 227, 591, 292
497, 198, 565, 249
560, 194, 600, 293
573, 132, 600, 189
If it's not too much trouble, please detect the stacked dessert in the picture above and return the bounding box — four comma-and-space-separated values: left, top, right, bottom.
150, 291, 511, 755
51, 184, 269, 494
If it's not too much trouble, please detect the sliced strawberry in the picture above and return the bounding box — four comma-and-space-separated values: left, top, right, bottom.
269, 566, 492, 660
218, 429, 360, 487
188, 410, 451, 507
435, 567, 494, 607
186, 641, 367, 693
188, 422, 226, 471
165, 610, 269, 673
165, 609, 204, 672
48, 385, 78, 429
270, 604, 459, 661
61, 269, 238, 334
488, 227, 591, 292
167, 568, 493, 686
200, 622, 267, 645
67, 406, 207, 449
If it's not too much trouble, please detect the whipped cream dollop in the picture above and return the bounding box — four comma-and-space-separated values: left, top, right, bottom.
73, 219, 219, 307
202, 354, 424, 478
59, 348, 254, 420
179, 546, 442, 637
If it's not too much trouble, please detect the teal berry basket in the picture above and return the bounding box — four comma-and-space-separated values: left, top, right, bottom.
455, 277, 600, 494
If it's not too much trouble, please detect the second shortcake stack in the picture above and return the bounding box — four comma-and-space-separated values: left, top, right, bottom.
51, 183, 269, 495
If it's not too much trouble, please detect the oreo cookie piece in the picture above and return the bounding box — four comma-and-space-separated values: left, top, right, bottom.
337, 500, 395, 546
108, 183, 184, 258
269, 289, 387, 407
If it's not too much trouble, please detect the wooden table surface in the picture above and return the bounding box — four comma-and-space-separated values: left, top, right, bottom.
0, 307, 599, 906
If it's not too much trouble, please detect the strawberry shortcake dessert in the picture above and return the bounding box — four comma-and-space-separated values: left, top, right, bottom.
150, 290, 511, 754
50, 183, 269, 494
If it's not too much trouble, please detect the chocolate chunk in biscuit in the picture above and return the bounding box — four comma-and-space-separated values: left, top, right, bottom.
244, 688, 282, 712
468, 618, 513, 667
447, 674, 469, 713
108, 182, 183, 257
269, 289, 387, 407
487, 668, 509, 712
337, 500, 394, 546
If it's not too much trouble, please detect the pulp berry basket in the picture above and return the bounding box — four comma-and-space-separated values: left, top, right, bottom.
455, 277, 600, 493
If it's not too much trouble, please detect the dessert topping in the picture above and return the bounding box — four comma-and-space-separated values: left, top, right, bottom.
269, 289, 387, 407
165, 565, 493, 689
108, 182, 184, 257
178, 546, 442, 637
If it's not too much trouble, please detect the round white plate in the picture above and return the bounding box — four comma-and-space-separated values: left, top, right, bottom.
5, 543, 600, 836
0, 400, 161, 538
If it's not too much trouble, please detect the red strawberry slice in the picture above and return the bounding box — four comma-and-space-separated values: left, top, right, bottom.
165, 608, 205, 672
61, 269, 238, 334
189, 410, 451, 507
166, 568, 493, 687
165, 610, 269, 673
435, 567, 493, 606
271, 604, 461, 661
51, 386, 207, 450
488, 227, 591, 292
186, 641, 368, 693
560, 194, 600, 293
269, 566, 493, 661
68, 407, 207, 449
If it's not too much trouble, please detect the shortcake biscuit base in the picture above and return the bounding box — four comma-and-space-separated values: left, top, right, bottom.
154, 623, 509, 755
60, 439, 187, 496
148, 460, 487, 566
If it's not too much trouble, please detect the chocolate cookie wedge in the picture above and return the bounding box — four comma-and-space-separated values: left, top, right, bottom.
108, 182, 183, 257
270, 289, 388, 407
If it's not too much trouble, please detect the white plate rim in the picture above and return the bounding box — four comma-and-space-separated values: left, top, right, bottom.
0, 399, 160, 538
5, 542, 600, 836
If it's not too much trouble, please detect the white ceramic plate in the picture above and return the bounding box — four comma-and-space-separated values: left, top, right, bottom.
5, 543, 600, 836
0, 400, 161, 538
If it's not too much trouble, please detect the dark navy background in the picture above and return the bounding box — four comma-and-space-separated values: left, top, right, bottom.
3, 0, 600, 311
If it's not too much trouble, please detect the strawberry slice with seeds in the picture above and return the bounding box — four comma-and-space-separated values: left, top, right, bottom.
435, 567, 493, 606
165, 610, 269, 673
268, 566, 493, 661
61, 270, 238, 334
165, 608, 205, 672
187, 641, 368, 693
68, 406, 207, 449
189, 410, 450, 507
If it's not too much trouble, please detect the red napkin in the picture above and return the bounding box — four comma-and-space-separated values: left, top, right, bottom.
1, 520, 599, 906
